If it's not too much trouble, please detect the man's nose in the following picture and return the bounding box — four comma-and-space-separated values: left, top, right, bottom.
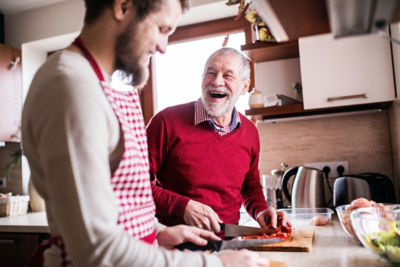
157, 36, 168, 54
211, 73, 224, 86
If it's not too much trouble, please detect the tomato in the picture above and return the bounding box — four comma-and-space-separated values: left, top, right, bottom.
241, 224, 292, 240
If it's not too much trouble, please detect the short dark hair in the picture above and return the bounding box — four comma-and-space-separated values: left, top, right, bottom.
83, 0, 189, 24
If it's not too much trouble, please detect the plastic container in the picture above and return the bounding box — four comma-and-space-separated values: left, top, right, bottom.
278, 208, 334, 228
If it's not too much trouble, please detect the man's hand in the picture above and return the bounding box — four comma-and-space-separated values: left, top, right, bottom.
256, 207, 290, 229
183, 200, 222, 232
218, 249, 270, 267
157, 224, 220, 249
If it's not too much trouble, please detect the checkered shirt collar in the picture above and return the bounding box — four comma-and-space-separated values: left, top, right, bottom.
194, 98, 241, 132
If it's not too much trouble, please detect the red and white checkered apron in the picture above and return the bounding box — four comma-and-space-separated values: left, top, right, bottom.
74, 37, 157, 244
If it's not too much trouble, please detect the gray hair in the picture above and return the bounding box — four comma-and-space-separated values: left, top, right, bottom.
203, 47, 251, 81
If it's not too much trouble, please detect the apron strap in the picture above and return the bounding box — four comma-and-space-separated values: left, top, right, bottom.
72, 36, 105, 82
27, 236, 69, 267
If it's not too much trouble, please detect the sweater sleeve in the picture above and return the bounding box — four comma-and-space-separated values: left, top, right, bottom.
147, 112, 191, 219
240, 125, 269, 219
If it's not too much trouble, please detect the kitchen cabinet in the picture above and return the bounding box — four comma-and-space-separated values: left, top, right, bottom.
0, 212, 49, 266
252, 0, 330, 42
0, 44, 22, 142
0, 232, 50, 266
299, 32, 395, 110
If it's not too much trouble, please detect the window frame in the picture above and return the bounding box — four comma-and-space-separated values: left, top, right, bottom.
140, 16, 253, 124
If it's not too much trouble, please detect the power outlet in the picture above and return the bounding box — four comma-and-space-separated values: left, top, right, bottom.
0, 177, 6, 188
304, 161, 349, 178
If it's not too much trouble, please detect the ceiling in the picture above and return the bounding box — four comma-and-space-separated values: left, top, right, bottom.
0, 0, 69, 14
0, 0, 225, 15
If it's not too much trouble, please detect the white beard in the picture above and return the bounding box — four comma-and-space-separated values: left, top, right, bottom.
201, 86, 240, 117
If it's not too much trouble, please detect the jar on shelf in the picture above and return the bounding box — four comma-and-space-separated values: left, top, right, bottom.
248, 89, 265, 108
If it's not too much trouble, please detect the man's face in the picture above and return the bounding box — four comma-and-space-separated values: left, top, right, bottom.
201, 53, 249, 117
115, 0, 182, 87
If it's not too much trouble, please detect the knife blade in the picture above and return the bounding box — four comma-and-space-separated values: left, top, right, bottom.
221, 223, 276, 237
174, 237, 284, 251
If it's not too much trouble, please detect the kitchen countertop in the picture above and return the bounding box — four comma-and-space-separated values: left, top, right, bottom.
256, 215, 391, 267
0, 212, 393, 266
0, 212, 49, 233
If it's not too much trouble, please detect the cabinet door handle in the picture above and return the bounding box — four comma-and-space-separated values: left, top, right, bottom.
0, 239, 16, 244
326, 93, 367, 102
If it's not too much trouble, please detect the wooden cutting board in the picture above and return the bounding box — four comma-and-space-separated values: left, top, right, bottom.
270, 261, 288, 267
247, 228, 315, 252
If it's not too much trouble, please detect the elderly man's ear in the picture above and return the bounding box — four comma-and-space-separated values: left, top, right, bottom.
241, 79, 251, 95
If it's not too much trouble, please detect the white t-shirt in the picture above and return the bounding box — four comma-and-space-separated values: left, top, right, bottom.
21, 49, 222, 267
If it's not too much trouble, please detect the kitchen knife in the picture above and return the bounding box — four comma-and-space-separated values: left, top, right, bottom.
174, 237, 284, 251
221, 223, 276, 237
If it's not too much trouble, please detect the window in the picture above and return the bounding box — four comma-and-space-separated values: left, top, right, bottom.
154, 32, 249, 114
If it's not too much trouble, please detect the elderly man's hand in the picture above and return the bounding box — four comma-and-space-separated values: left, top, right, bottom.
157, 225, 220, 249
183, 200, 223, 233
256, 207, 290, 229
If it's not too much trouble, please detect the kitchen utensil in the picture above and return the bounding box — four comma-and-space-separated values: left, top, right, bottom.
243, 228, 315, 252
350, 205, 400, 265
174, 237, 284, 251
261, 175, 280, 209
221, 223, 271, 237
282, 166, 326, 209
271, 163, 288, 209
333, 173, 397, 207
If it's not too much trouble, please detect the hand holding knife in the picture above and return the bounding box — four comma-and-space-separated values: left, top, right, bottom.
174, 223, 283, 251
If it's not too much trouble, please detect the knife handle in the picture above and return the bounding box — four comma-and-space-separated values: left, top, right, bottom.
174, 240, 222, 251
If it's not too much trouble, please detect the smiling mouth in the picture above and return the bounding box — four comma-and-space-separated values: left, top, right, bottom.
209, 92, 227, 98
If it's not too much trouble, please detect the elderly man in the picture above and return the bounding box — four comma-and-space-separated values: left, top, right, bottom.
147, 47, 288, 233
22, 0, 270, 266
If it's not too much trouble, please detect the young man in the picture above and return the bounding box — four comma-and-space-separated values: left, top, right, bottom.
147, 48, 289, 233
22, 1, 269, 266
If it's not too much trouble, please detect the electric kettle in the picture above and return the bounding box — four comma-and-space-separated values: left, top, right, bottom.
282, 166, 326, 208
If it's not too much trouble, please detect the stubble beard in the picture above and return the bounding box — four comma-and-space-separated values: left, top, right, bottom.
114, 19, 149, 88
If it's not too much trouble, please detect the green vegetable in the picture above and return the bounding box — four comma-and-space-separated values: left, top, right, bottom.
364, 221, 400, 264
387, 246, 400, 263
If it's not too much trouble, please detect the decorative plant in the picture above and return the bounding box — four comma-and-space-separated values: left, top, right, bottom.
6, 148, 22, 181
6, 125, 22, 181
226, 0, 275, 42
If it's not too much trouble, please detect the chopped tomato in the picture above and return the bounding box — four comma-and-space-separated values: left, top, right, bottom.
241, 224, 292, 240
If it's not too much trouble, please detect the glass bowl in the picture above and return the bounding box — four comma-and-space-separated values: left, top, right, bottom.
336, 204, 358, 240
350, 205, 400, 265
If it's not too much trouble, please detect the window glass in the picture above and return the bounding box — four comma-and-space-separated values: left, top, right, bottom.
154, 32, 249, 114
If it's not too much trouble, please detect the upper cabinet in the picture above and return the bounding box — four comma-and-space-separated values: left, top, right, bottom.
252, 0, 330, 42
0, 44, 22, 142
299, 32, 395, 110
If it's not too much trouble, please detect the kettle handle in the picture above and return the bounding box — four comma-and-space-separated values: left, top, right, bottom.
282, 166, 299, 204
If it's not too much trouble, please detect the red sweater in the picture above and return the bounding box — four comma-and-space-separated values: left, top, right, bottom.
147, 102, 268, 226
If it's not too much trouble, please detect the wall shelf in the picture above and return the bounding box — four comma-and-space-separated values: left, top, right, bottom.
241, 40, 299, 62
245, 102, 392, 120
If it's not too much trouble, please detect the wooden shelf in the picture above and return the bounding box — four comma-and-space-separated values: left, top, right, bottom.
241, 40, 299, 62
245, 102, 393, 120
